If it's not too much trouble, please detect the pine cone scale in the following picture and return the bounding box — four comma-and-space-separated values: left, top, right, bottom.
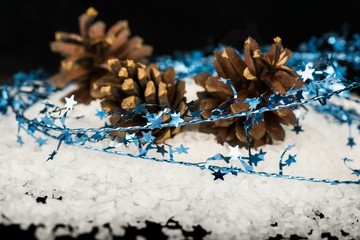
172, 81, 186, 109
264, 112, 285, 141
194, 72, 211, 89
224, 47, 247, 82
214, 50, 241, 84
144, 81, 156, 104
249, 120, 266, 140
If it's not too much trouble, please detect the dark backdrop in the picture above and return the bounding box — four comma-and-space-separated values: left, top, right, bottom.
0, 0, 358, 78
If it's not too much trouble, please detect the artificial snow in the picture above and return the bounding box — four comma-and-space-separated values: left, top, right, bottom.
0, 81, 360, 239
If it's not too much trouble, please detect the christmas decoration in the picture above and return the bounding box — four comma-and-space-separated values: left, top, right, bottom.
195, 37, 304, 148
50, 7, 153, 104
91, 58, 186, 142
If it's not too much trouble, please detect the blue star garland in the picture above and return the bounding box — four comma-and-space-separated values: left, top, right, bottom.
3, 35, 360, 185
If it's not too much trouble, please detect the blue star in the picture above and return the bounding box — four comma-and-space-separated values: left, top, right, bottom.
305, 81, 317, 92
347, 137, 356, 148
41, 115, 54, 126
47, 151, 57, 161
285, 154, 297, 166
191, 109, 203, 119
95, 109, 106, 120
150, 117, 163, 129
248, 149, 266, 166
156, 145, 168, 157
64, 95, 77, 110
140, 131, 155, 144
176, 144, 189, 154
17, 135, 24, 146
253, 112, 263, 124
352, 169, 360, 177
244, 97, 261, 110
212, 170, 226, 181
36, 137, 47, 147
292, 125, 303, 134
144, 113, 163, 129
169, 112, 184, 127
258, 149, 266, 160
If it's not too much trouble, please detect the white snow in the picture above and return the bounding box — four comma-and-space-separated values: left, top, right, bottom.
0, 81, 360, 239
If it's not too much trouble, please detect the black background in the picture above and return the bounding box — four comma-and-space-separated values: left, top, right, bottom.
0, 0, 358, 78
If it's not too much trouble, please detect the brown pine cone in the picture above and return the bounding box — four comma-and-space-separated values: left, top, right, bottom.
50, 7, 153, 104
194, 37, 304, 148
91, 59, 186, 143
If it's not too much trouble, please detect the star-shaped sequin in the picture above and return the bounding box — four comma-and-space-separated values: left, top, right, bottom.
292, 125, 304, 134
169, 112, 184, 127
347, 137, 356, 148
212, 170, 226, 181
298, 65, 315, 81
228, 145, 241, 160
41, 115, 54, 126
36, 137, 47, 147
244, 97, 261, 110
95, 109, 106, 120
64, 95, 77, 110
144, 113, 163, 129
140, 131, 155, 144
191, 109, 203, 119
285, 154, 297, 166
175, 144, 189, 154
248, 149, 266, 166
156, 145, 168, 157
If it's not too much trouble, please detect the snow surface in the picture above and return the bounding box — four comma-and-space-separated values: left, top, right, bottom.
1, 81, 360, 239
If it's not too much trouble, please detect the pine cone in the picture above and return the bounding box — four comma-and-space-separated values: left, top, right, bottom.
194, 37, 304, 148
50, 7, 153, 104
91, 59, 186, 143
